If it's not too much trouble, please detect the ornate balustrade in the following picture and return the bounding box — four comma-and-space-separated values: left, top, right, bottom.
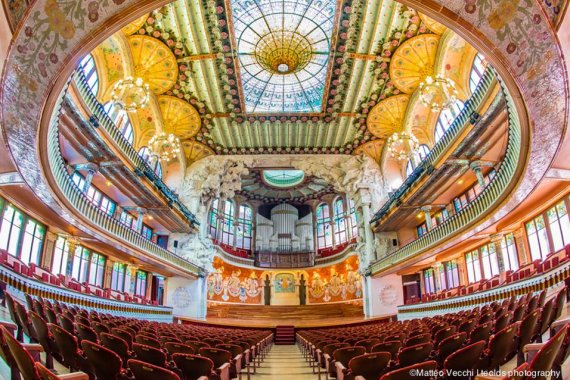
369, 71, 521, 275
254, 251, 315, 268
0, 265, 173, 322
397, 260, 570, 320
72, 71, 199, 227
47, 84, 204, 277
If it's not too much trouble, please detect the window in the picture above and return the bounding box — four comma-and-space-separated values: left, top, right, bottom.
111, 262, 127, 292
465, 250, 482, 283
52, 236, 70, 276
72, 172, 116, 216
316, 203, 333, 249
405, 145, 431, 178
135, 271, 147, 297
480, 243, 500, 278
80, 54, 99, 95
500, 233, 519, 272
526, 215, 550, 260
209, 199, 220, 239
424, 268, 436, 294
417, 223, 427, 238
333, 198, 347, 244
71, 246, 90, 283
469, 54, 487, 94
141, 224, 153, 240
418, 144, 430, 160
138, 147, 163, 178
547, 201, 570, 251
236, 204, 253, 249
88, 252, 106, 287
348, 199, 358, 239
20, 219, 45, 265
220, 200, 235, 245
119, 211, 137, 231
103, 103, 135, 145
405, 160, 414, 178
434, 100, 464, 143
0, 204, 24, 256
444, 260, 460, 288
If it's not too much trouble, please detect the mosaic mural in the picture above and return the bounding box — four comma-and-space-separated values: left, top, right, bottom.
307, 255, 362, 303
274, 273, 295, 293
207, 256, 262, 304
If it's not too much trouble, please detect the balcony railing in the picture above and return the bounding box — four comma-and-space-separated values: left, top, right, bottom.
254, 251, 315, 268
46, 84, 204, 277
72, 70, 199, 227
369, 72, 522, 275
372, 68, 497, 224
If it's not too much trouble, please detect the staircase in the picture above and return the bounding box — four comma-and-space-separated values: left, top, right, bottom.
275, 325, 295, 345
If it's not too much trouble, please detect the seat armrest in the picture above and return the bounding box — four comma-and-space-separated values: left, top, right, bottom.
551, 317, 570, 336
523, 343, 545, 363
58, 372, 90, 380
335, 361, 347, 380
197, 377, 208, 380
23, 344, 44, 352
234, 354, 242, 373
217, 362, 230, 380
354, 377, 366, 380
0, 321, 17, 335
324, 353, 331, 371
243, 349, 250, 364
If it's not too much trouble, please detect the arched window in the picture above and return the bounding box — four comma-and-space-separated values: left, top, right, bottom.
333, 198, 347, 244
348, 198, 358, 239
103, 103, 134, 145
316, 203, 333, 249
138, 147, 162, 178
236, 204, 253, 249
220, 200, 235, 245
208, 199, 220, 239
79, 54, 99, 96
469, 54, 487, 94
434, 100, 465, 143
418, 144, 430, 160
405, 144, 431, 178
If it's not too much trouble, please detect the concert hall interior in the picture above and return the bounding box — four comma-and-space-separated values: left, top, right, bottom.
0, 0, 570, 379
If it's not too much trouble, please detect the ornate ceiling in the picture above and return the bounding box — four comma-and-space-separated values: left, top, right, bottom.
88, 0, 480, 166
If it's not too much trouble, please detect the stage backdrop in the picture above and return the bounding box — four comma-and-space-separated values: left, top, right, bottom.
206, 255, 362, 305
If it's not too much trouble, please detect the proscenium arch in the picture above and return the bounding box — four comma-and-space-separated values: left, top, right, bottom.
0, 0, 567, 273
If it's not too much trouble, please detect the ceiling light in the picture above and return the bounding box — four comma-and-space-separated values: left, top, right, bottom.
419, 75, 458, 112
148, 132, 181, 162
386, 131, 419, 161
110, 77, 150, 112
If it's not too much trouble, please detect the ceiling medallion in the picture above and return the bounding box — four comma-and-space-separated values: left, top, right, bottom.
148, 132, 181, 162
386, 131, 419, 161
418, 75, 459, 112
255, 31, 313, 75
110, 77, 150, 112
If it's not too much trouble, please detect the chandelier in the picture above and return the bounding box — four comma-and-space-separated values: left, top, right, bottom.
110, 77, 150, 112
386, 131, 419, 161
148, 132, 181, 162
418, 75, 458, 111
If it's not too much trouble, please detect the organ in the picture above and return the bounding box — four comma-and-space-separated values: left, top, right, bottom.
255, 204, 314, 253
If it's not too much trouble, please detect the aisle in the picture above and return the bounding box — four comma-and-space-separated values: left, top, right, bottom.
254, 344, 317, 379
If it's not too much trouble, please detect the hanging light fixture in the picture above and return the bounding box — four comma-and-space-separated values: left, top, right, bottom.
148, 132, 181, 162
110, 77, 151, 112
386, 131, 419, 161
418, 75, 458, 111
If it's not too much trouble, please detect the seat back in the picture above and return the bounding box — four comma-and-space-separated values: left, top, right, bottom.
332, 346, 366, 367
494, 311, 513, 333
43, 308, 58, 325
172, 354, 214, 380
371, 340, 402, 359
354, 338, 381, 352
132, 343, 167, 367
469, 322, 492, 343
92, 322, 110, 337
487, 323, 518, 370
379, 360, 437, 380
81, 340, 122, 380
397, 342, 433, 367
216, 343, 243, 358
13, 301, 33, 338
185, 340, 210, 352
539, 299, 555, 335
29, 311, 53, 355
2, 325, 40, 380
322, 342, 349, 357
443, 341, 486, 376
552, 287, 567, 321
458, 319, 476, 335
348, 352, 390, 379
128, 359, 181, 380
512, 304, 526, 322
518, 308, 541, 350
198, 347, 231, 369
437, 332, 466, 364
434, 326, 456, 346
404, 333, 431, 347
76, 323, 98, 344
164, 342, 195, 356
57, 315, 75, 335
111, 328, 133, 349
528, 325, 568, 377
135, 334, 161, 349
100, 332, 129, 365
202, 338, 223, 346
49, 323, 80, 370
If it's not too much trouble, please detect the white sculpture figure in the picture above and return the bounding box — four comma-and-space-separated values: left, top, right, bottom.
171, 233, 217, 273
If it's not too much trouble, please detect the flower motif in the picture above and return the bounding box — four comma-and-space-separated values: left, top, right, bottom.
45, 0, 76, 40
487, 0, 519, 30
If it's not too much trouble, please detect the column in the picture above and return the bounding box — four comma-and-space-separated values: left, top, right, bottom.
127, 265, 138, 294
420, 206, 433, 231
490, 233, 506, 273
146, 273, 153, 301
75, 163, 99, 193
432, 263, 441, 292
469, 161, 487, 188
513, 228, 530, 265
103, 259, 114, 289
455, 255, 468, 287
41, 231, 58, 270
65, 237, 80, 277
135, 208, 146, 233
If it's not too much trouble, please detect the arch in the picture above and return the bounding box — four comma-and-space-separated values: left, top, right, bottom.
0, 0, 565, 280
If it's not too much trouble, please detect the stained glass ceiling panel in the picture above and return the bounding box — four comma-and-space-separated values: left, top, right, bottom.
231, 0, 336, 113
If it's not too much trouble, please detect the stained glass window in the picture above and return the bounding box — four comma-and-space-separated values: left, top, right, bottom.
231, 0, 335, 112
111, 262, 127, 292
135, 271, 147, 297
465, 250, 482, 283
236, 204, 253, 249
333, 198, 347, 244
480, 243, 500, 278
221, 200, 235, 245
0, 204, 24, 256
434, 100, 464, 143
138, 147, 162, 178
316, 203, 332, 249
263, 170, 305, 187
547, 201, 570, 251
445, 260, 460, 288
20, 219, 45, 265
526, 215, 550, 260
469, 54, 487, 94
52, 236, 70, 276
348, 198, 358, 239
423, 268, 436, 294
72, 246, 90, 283
500, 233, 519, 272
80, 54, 99, 96
209, 199, 220, 240
104, 103, 135, 145
88, 252, 106, 287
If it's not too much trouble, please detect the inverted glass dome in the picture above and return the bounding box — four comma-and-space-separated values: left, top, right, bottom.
263, 169, 305, 188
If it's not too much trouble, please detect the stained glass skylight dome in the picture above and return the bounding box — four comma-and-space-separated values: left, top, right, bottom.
263, 170, 305, 188
231, 0, 335, 113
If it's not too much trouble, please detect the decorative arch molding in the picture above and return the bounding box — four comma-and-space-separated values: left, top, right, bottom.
0, 0, 567, 280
